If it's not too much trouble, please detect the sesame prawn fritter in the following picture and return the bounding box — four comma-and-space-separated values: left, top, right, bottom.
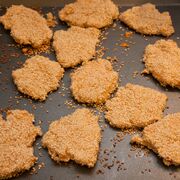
42, 108, 101, 168
53, 26, 100, 68
59, 0, 119, 29
0, 5, 52, 48
143, 39, 180, 89
131, 113, 180, 166
12, 55, 64, 101
0, 110, 42, 179
70, 59, 119, 104
119, 3, 174, 36
105, 83, 167, 129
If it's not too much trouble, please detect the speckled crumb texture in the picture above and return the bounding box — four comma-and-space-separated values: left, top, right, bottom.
143, 39, 180, 89
119, 3, 174, 36
105, 83, 167, 129
59, 0, 119, 28
0, 5, 52, 48
42, 108, 101, 167
131, 113, 180, 166
70, 59, 119, 104
0, 110, 42, 179
12, 55, 64, 101
53, 26, 100, 68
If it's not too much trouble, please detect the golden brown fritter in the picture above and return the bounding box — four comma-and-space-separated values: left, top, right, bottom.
53, 26, 100, 68
143, 39, 180, 89
105, 83, 167, 129
70, 59, 118, 104
12, 55, 64, 101
119, 3, 174, 36
131, 113, 180, 166
0, 110, 42, 179
59, 0, 119, 28
42, 108, 101, 167
0, 5, 52, 48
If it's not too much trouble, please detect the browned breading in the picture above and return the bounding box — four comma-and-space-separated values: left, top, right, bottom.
12, 55, 64, 101
143, 39, 180, 89
42, 108, 101, 167
70, 59, 118, 104
119, 3, 174, 36
131, 113, 180, 166
0, 5, 52, 48
53, 26, 100, 68
105, 83, 167, 129
0, 110, 42, 179
59, 0, 119, 28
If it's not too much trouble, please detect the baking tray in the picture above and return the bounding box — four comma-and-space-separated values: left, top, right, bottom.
0, 1, 180, 180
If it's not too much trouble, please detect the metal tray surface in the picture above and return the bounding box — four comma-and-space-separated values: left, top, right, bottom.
0, 1, 179, 180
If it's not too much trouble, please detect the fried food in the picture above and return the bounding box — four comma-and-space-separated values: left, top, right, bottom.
131, 113, 180, 166
143, 39, 180, 89
0, 5, 52, 48
42, 108, 101, 167
105, 83, 167, 129
53, 26, 100, 68
12, 55, 64, 101
119, 3, 174, 36
0, 110, 42, 179
70, 59, 118, 104
59, 0, 119, 28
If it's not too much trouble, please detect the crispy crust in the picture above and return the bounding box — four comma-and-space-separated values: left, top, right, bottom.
143, 39, 180, 89
0, 110, 42, 179
59, 0, 119, 28
119, 3, 174, 36
42, 108, 101, 167
131, 113, 180, 166
12, 55, 64, 101
70, 59, 118, 104
105, 83, 167, 128
0, 5, 52, 48
53, 26, 100, 68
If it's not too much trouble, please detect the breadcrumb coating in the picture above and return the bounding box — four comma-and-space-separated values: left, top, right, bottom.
42, 108, 101, 167
131, 113, 180, 166
53, 26, 100, 68
143, 39, 180, 89
105, 83, 167, 128
119, 3, 174, 36
70, 59, 118, 104
12, 55, 64, 101
59, 0, 119, 28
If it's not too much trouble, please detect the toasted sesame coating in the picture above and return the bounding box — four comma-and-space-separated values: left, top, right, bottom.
143, 39, 180, 89
59, 0, 119, 28
12, 55, 64, 101
42, 108, 101, 167
105, 83, 167, 129
0, 110, 42, 179
70, 59, 119, 104
53, 26, 100, 68
0, 5, 52, 48
119, 3, 174, 36
131, 113, 180, 166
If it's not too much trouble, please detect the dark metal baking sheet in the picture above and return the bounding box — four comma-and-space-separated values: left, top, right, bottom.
0, 1, 180, 180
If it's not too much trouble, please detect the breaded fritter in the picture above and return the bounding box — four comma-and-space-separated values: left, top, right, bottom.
0, 5, 52, 48
53, 26, 100, 68
59, 0, 119, 28
70, 59, 118, 104
119, 3, 174, 36
143, 39, 180, 89
105, 83, 167, 129
0, 110, 42, 179
42, 108, 101, 167
12, 55, 64, 101
131, 113, 180, 166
